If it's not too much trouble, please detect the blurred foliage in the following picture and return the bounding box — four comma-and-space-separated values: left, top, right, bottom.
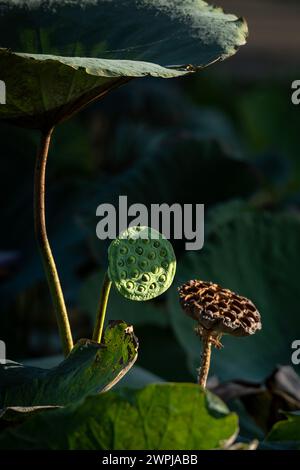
184, 76, 300, 190
266, 412, 300, 450
169, 211, 300, 382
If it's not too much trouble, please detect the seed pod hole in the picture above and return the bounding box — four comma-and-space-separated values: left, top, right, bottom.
132, 269, 140, 279
139, 260, 148, 269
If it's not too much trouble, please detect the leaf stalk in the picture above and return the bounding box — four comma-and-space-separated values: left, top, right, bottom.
92, 272, 112, 343
34, 127, 73, 356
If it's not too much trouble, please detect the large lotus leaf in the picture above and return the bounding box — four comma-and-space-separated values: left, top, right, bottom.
0, 383, 238, 450
266, 412, 300, 450
169, 212, 300, 382
0, 321, 138, 413
0, 0, 248, 127
0, 0, 248, 62
0, 48, 187, 128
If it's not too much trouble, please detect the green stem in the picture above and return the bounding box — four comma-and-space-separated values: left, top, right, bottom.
92, 272, 112, 343
34, 127, 73, 356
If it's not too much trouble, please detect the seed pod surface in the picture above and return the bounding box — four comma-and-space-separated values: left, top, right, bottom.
179, 279, 261, 336
108, 226, 176, 301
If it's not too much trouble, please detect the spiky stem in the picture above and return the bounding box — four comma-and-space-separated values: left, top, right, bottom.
34, 127, 73, 356
198, 330, 212, 388
92, 272, 112, 343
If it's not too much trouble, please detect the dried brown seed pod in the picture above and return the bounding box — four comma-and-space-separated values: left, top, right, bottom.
178, 279, 262, 388
179, 279, 261, 337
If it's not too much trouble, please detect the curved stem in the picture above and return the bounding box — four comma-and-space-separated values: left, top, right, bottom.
34, 127, 73, 356
198, 330, 212, 388
92, 272, 112, 343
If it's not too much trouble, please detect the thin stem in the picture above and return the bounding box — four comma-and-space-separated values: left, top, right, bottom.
34, 127, 73, 356
92, 272, 112, 343
198, 330, 212, 388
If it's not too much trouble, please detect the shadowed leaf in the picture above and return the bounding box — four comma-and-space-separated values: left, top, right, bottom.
0, 383, 238, 450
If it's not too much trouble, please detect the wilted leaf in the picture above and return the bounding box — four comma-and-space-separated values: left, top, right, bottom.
0, 383, 238, 450
0, 0, 248, 128
0, 321, 138, 412
169, 212, 300, 382
211, 366, 300, 434
267, 366, 300, 406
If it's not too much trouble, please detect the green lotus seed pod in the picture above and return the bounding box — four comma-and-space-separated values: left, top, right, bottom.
108, 226, 176, 301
